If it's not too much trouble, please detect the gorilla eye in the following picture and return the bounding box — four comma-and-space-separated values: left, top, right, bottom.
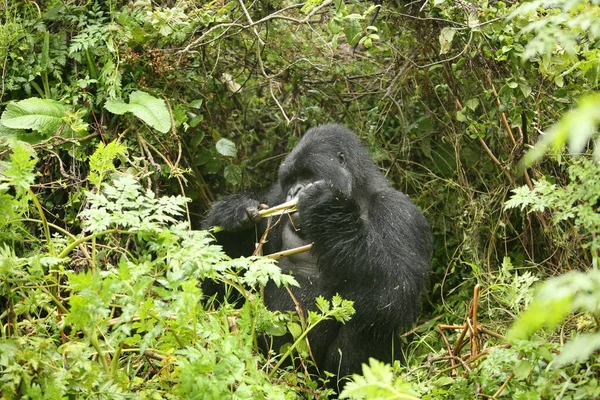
296, 170, 311, 182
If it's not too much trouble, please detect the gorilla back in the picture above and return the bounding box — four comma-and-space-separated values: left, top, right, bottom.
202, 124, 432, 386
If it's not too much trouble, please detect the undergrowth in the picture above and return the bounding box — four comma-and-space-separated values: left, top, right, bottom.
1, 0, 600, 398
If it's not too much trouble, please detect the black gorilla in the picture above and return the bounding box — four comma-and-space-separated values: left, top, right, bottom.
202, 124, 431, 386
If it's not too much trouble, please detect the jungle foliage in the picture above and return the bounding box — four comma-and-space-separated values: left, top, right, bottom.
0, 0, 600, 398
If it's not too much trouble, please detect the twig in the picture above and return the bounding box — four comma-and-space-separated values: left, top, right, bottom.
266, 243, 313, 260
259, 198, 298, 217
470, 284, 480, 356
437, 324, 457, 375
486, 73, 517, 146
238, 0, 264, 45
492, 371, 515, 398
178, 1, 333, 53
253, 215, 274, 256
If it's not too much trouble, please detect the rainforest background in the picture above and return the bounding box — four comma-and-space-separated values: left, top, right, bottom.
1, 0, 600, 398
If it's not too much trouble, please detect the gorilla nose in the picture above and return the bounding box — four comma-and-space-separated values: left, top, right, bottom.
287, 183, 304, 201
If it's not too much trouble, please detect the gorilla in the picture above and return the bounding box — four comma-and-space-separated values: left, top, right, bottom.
202, 124, 432, 387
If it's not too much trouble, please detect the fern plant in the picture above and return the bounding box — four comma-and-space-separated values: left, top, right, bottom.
506, 157, 600, 255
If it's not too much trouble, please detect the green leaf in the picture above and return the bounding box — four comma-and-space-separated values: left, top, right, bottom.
465, 98, 479, 111
105, 91, 171, 133
555, 332, 600, 366
301, 0, 325, 14
189, 99, 204, 109
224, 164, 242, 185
344, 18, 363, 46
522, 92, 600, 166
88, 141, 128, 187
1, 98, 66, 136
189, 114, 203, 128
508, 295, 572, 341
287, 322, 303, 341
513, 359, 533, 380
519, 82, 532, 98
433, 376, 455, 387
507, 270, 600, 341
439, 27, 457, 55
0, 340, 18, 367
2, 143, 38, 193
204, 157, 222, 174
340, 358, 420, 399
216, 138, 237, 157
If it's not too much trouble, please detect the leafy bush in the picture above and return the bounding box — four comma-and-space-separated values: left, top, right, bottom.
2, 0, 600, 397
506, 157, 600, 257
0, 141, 354, 398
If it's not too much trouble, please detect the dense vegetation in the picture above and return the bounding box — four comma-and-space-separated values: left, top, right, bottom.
1, 0, 599, 398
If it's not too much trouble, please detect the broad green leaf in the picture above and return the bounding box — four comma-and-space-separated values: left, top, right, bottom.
344, 18, 363, 46
513, 359, 533, 380
189, 99, 204, 109
216, 138, 237, 157
507, 270, 600, 341
465, 98, 479, 111
519, 82, 532, 98
0, 341, 18, 367
456, 110, 467, 122
188, 114, 203, 128
105, 91, 171, 133
224, 164, 242, 185
193, 149, 212, 166
439, 27, 457, 55
204, 157, 222, 174
287, 322, 303, 341
1, 98, 66, 136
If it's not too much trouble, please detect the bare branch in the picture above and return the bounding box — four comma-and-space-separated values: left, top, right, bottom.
267, 243, 313, 260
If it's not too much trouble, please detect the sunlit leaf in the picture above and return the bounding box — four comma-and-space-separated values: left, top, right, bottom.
1, 98, 65, 136
216, 138, 237, 157
439, 27, 457, 55
105, 91, 171, 133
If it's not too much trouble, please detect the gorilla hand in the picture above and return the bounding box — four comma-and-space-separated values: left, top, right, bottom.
297, 180, 335, 207
203, 194, 267, 232
295, 180, 356, 234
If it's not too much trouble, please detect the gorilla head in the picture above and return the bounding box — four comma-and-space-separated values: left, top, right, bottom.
279, 125, 383, 202
202, 124, 432, 389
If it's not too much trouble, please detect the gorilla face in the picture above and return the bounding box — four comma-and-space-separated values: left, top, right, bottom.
279, 136, 354, 203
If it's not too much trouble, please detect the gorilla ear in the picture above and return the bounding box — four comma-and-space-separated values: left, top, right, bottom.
338, 152, 346, 166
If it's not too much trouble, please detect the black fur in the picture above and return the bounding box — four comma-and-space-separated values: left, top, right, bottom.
202, 124, 432, 387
